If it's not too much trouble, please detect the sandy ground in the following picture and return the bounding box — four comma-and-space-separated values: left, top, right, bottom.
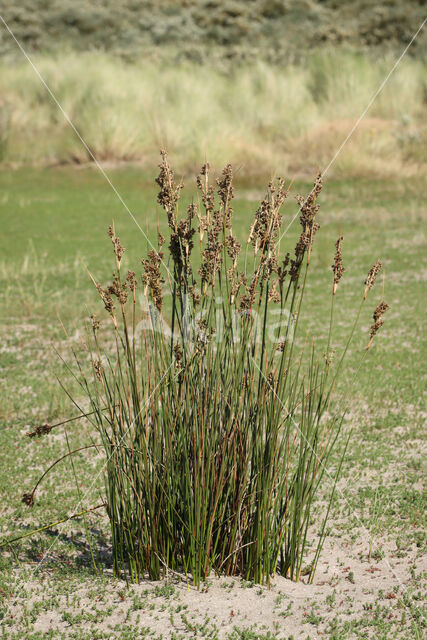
3, 532, 425, 639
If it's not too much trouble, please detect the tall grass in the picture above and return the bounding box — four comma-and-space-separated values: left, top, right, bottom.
24, 152, 388, 586
1, 50, 425, 177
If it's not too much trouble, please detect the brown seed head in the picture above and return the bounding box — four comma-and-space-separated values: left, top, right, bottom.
268, 282, 280, 303
108, 225, 125, 266
93, 359, 103, 381
239, 278, 257, 311
158, 232, 165, 248
27, 423, 53, 438
200, 162, 210, 176
156, 149, 183, 229
90, 314, 100, 333
173, 343, 183, 366
95, 282, 115, 314
108, 273, 128, 305
289, 173, 322, 276
332, 236, 345, 294
217, 163, 234, 216
189, 284, 201, 306
295, 172, 322, 253
169, 203, 197, 275
141, 249, 165, 312
250, 178, 287, 256
228, 270, 247, 304
367, 300, 389, 349
198, 204, 224, 286
225, 234, 241, 265
267, 372, 275, 391
196, 163, 215, 240
126, 270, 137, 292
289, 259, 300, 282
22, 492, 34, 507
364, 260, 382, 298
373, 301, 389, 323
324, 349, 335, 366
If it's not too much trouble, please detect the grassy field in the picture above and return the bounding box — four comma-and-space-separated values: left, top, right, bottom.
0, 166, 425, 638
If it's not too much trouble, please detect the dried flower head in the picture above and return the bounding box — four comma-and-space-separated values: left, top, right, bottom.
196, 317, 208, 332
126, 270, 137, 292
22, 492, 34, 507
289, 258, 300, 282
217, 163, 234, 217
173, 343, 183, 367
249, 178, 287, 256
93, 359, 103, 381
90, 314, 100, 333
332, 236, 345, 294
108, 225, 125, 267
156, 149, 183, 229
239, 275, 258, 311
364, 260, 382, 298
283, 173, 323, 285
228, 270, 247, 304
108, 273, 128, 305
225, 234, 241, 265
27, 423, 53, 438
141, 249, 165, 312
199, 212, 224, 287
367, 301, 389, 349
169, 203, 196, 277
268, 282, 280, 303
266, 372, 275, 391
95, 282, 115, 315
293, 172, 322, 267
196, 163, 215, 241
373, 301, 389, 323
265, 254, 279, 279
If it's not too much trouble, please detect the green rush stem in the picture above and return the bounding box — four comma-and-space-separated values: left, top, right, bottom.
257, 281, 269, 396
326, 290, 335, 370
0, 504, 106, 549
27, 444, 101, 502
27, 406, 115, 437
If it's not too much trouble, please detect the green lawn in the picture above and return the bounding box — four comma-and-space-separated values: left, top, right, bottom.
0, 167, 425, 639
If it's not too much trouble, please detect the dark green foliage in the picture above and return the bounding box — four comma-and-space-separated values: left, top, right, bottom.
0, 1, 425, 62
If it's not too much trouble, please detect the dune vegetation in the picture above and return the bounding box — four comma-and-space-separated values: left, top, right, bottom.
0, 50, 425, 178
1, 1, 425, 60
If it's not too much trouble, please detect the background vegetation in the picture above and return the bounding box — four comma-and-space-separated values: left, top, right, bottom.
0, 2, 425, 178
1, 0, 426, 62
0, 50, 425, 178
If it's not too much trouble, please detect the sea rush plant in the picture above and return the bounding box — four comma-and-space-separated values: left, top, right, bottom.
23, 151, 388, 587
